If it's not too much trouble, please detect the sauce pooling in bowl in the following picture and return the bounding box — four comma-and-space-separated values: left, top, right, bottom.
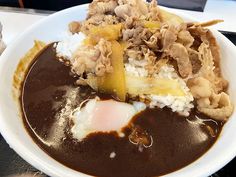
21, 43, 224, 177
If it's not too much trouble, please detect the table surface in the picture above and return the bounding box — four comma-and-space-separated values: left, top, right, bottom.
0, 2, 236, 177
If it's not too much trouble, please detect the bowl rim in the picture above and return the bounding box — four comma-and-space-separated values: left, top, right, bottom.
0, 3, 236, 177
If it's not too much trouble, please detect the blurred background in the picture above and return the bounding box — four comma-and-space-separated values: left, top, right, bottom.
0, 0, 93, 10
0, 0, 208, 11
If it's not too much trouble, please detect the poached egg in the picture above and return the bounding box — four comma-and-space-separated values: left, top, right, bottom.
70, 98, 145, 141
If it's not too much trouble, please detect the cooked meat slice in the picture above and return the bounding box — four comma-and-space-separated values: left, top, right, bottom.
81, 14, 119, 34
188, 48, 201, 74
68, 21, 81, 34
71, 39, 112, 76
187, 77, 212, 99
188, 25, 208, 37
146, 0, 161, 21
71, 46, 98, 75
168, 43, 192, 78
198, 42, 228, 93
122, 26, 152, 45
197, 92, 233, 121
88, 0, 118, 17
188, 25, 222, 77
94, 39, 113, 76
134, 0, 149, 15
144, 31, 161, 50
114, 4, 131, 20
115, 0, 148, 20
161, 25, 178, 51
205, 30, 221, 75
124, 16, 139, 29
123, 28, 139, 41
177, 30, 194, 48
187, 77, 233, 121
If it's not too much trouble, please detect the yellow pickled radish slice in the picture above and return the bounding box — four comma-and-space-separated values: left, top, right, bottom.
97, 40, 126, 101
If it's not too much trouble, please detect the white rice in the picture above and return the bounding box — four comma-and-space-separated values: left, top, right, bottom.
125, 60, 194, 116
124, 58, 148, 77
56, 33, 86, 59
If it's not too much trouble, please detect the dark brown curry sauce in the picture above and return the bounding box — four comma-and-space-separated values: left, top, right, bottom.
21, 43, 224, 177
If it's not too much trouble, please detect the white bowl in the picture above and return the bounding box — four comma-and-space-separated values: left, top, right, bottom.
0, 4, 236, 177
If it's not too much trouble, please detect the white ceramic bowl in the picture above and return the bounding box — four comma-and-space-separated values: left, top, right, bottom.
0, 4, 236, 177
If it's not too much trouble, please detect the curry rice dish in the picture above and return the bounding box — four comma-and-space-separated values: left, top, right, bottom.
17, 0, 233, 177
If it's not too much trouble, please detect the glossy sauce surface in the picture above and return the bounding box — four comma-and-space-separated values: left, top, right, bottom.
21, 44, 223, 177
